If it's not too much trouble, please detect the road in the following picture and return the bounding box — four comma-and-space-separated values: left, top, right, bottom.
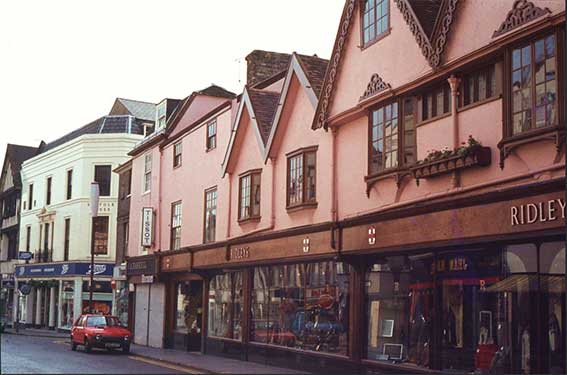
1, 334, 192, 374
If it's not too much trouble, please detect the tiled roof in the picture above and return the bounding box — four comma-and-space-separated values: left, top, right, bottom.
296, 54, 329, 97
248, 89, 280, 144
197, 84, 237, 99
41, 116, 144, 153
116, 98, 156, 122
4, 144, 39, 186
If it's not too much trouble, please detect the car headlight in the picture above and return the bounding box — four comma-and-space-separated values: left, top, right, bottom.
95, 334, 102, 340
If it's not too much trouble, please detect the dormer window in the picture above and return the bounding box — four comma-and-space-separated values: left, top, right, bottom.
362, 0, 390, 47
156, 101, 167, 130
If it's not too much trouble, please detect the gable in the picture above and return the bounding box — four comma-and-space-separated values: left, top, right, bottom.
223, 105, 265, 175
0, 162, 14, 193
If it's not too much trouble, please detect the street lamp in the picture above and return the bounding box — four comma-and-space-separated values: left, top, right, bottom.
89, 182, 100, 313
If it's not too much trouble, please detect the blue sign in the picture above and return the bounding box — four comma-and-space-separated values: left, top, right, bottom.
15, 262, 114, 278
18, 251, 33, 261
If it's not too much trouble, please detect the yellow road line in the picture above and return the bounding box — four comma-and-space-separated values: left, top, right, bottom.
127, 355, 205, 374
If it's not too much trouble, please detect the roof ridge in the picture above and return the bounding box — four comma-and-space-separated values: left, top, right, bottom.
117, 97, 156, 105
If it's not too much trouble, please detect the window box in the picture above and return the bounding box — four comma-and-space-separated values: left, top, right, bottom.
410, 146, 491, 184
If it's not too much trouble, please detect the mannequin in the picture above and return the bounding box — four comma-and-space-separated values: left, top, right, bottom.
521, 325, 530, 374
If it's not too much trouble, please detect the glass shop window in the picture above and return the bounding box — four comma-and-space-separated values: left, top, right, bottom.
251, 261, 350, 356
60, 281, 74, 328
208, 272, 243, 340
365, 254, 434, 368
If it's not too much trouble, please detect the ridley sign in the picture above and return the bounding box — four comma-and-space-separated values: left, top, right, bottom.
511, 198, 565, 226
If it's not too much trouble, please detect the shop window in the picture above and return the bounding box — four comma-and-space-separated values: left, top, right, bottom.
251, 261, 350, 355
173, 142, 182, 168
461, 64, 498, 107
539, 242, 565, 374
510, 34, 558, 135
61, 281, 74, 328
204, 188, 217, 243
362, 0, 390, 47
206, 120, 217, 151
208, 272, 243, 340
94, 165, 112, 197
287, 148, 317, 208
92, 216, 109, 255
239, 171, 261, 221
170, 201, 182, 251
115, 281, 129, 327
365, 255, 433, 367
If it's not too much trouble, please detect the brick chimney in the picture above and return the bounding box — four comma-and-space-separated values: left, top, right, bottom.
245, 50, 291, 87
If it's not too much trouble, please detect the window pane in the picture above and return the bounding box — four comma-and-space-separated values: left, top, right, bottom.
535, 39, 545, 63
305, 152, 316, 202
521, 46, 531, 66
545, 35, 555, 57
252, 174, 261, 216
208, 273, 243, 340
93, 216, 109, 254
512, 49, 521, 70
95, 166, 112, 196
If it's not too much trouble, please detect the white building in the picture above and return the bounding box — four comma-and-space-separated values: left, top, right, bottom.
15, 115, 144, 331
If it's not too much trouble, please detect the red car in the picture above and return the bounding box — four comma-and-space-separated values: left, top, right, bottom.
70, 314, 131, 353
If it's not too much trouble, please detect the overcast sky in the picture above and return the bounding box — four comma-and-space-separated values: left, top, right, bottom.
0, 0, 344, 166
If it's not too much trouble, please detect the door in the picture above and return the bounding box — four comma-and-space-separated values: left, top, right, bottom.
172, 280, 203, 351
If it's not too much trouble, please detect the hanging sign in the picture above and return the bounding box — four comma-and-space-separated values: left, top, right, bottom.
141, 207, 154, 247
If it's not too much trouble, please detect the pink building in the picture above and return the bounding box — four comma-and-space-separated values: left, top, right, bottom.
122, 2, 565, 373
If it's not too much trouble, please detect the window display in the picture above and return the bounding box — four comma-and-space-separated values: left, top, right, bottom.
365, 254, 433, 368
60, 281, 74, 328
251, 261, 350, 355
115, 281, 129, 326
208, 272, 242, 340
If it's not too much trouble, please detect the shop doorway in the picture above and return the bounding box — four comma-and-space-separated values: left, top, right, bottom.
172, 280, 203, 352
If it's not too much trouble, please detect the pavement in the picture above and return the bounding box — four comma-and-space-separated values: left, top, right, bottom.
2, 327, 308, 374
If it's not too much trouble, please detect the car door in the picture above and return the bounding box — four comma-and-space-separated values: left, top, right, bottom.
73, 316, 86, 343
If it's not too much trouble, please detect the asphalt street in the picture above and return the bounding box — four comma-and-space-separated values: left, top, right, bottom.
1, 334, 193, 374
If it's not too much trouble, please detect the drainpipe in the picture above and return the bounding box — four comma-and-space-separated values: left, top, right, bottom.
226, 173, 232, 239
157, 149, 163, 252
330, 127, 338, 223
269, 157, 276, 228
448, 75, 461, 188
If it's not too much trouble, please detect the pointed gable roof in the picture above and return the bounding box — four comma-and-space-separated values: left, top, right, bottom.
2, 143, 39, 188
264, 53, 328, 161
247, 89, 280, 144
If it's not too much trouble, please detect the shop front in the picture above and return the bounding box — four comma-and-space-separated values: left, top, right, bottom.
14, 261, 114, 331
185, 181, 564, 374
339, 182, 565, 375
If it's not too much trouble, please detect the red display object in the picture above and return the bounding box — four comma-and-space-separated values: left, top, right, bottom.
475, 344, 498, 370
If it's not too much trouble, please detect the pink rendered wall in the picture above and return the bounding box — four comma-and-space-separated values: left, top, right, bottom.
327, 0, 565, 221
271, 75, 332, 229
160, 107, 233, 248
128, 145, 162, 256
168, 95, 230, 140
228, 108, 272, 238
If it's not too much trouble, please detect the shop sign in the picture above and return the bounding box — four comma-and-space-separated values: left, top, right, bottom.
15, 262, 114, 278
141, 275, 154, 284
18, 251, 33, 261
511, 198, 565, 226
229, 246, 250, 260
126, 257, 156, 276
141, 207, 154, 247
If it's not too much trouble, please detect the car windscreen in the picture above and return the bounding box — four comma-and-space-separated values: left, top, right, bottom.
86, 316, 107, 327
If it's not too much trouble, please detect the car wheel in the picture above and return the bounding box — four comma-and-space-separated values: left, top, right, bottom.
122, 344, 130, 354
84, 338, 92, 353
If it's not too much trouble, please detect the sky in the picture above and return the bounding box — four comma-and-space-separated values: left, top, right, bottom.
0, 0, 344, 166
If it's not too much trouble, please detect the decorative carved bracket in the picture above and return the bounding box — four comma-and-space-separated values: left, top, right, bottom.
365, 169, 410, 197
493, 0, 551, 38
394, 0, 459, 69
497, 126, 565, 169
359, 74, 392, 101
